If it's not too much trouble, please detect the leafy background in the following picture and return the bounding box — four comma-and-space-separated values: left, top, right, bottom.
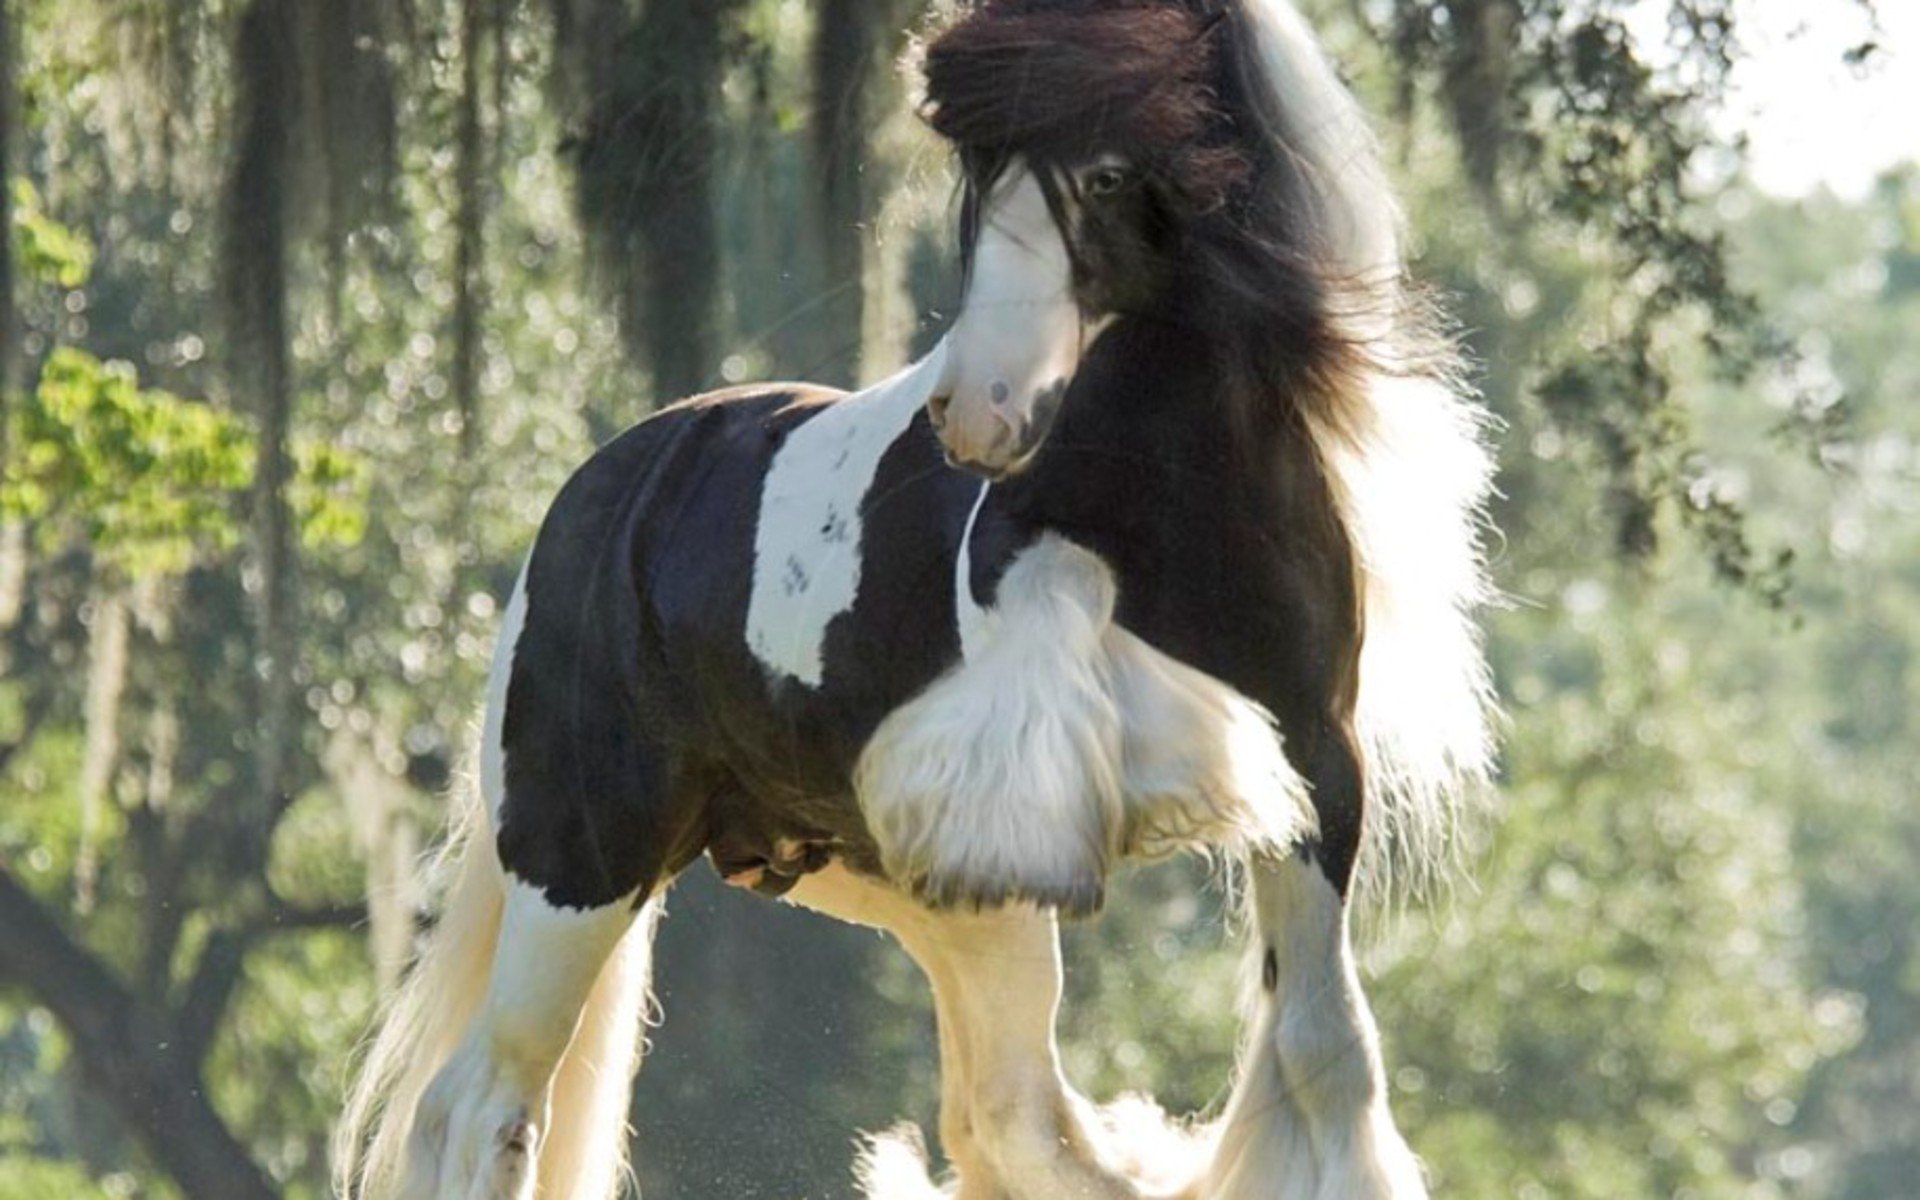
0, 1, 1915, 1197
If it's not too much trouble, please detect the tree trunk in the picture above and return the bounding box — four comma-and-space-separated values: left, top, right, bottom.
810, 0, 924, 384
809, 0, 876, 388
631, 0, 731, 400
327, 730, 419, 992
452, 0, 488, 458
572, 0, 740, 402
0, 0, 25, 643
224, 0, 299, 865
75, 582, 131, 914
0, 0, 15, 410
0, 865, 282, 1200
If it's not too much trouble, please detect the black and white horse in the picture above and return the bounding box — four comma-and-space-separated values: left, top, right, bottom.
336, 1, 1495, 1197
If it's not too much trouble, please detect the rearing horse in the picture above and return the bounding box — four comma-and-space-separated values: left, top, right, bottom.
336, 1, 1495, 1197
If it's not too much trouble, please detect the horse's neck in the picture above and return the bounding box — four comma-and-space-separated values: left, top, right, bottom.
1004, 312, 1360, 714
1028, 317, 1292, 524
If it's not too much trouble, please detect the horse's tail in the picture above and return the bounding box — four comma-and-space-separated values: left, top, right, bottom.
333, 775, 659, 1200
334, 776, 502, 1198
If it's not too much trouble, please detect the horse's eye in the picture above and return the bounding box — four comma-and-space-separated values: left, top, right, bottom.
1084, 165, 1130, 198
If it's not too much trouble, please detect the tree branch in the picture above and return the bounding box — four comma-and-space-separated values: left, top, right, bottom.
175, 927, 248, 1069
0, 862, 281, 1200
172, 894, 368, 1067
264, 898, 370, 932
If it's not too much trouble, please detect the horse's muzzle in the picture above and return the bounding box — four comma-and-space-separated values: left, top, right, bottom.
929, 377, 1064, 480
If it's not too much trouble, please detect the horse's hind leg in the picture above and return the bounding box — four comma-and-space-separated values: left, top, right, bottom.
1200, 848, 1425, 1200
412, 882, 656, 1200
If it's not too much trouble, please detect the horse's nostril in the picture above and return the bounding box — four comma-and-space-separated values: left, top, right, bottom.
928, 393, 952, 430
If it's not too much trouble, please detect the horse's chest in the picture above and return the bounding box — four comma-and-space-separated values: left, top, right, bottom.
691, 380, 1337, 897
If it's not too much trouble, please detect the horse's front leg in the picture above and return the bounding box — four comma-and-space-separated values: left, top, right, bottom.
789, 864, 1141, 1200
855, 537, 1128, 917
1200, 845, 1426, 1199
924, 903, 1152, 1200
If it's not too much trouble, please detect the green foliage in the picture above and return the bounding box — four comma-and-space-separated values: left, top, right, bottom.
206, 931, 376, 1199
4, 347, 252, 573
2, 347, 367, 576
0, 728, 92, 886
0, 2, 1914, 1199
0, 1156, 137, 1200
1382, 616, 1855, 1198
290, 439, 368, 552
1060, 862, 1241, 1114
8, 178, 93, 288
1380, 0, 1820, 601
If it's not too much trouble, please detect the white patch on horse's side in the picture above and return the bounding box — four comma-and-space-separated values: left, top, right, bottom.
747, 343, 950, 688
858, 535, 1311, 912
480, 561, 530, 824
953, 480, 992, 659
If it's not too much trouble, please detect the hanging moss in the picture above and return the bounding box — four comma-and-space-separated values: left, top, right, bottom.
559, 0, 742, 400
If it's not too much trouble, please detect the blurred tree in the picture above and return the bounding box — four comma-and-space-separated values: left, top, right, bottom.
1, 0, 16, 409
1378, 0, 1841, 601
0, 205, 366, 1198
1, 0, 22, 644
808, 0, 919, 386
0, 1, 1911, 1198
1719, 173, 1920, 1199
451, 0, 495, 460
565, 0, 744, 401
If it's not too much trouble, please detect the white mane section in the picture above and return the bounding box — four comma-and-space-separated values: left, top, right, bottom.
1239, 0, 1403, 285
747, 341, 950, 687
1242, 0, 1499, 900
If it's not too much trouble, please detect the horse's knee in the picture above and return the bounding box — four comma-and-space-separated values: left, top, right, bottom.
940, 1097, 982, 1173
971, 1082, 1101, 1188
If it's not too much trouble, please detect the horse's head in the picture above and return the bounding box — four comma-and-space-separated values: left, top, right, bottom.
924, 151, 1181, 478
921, 0, 1229, 478
921, 0, 1405, 478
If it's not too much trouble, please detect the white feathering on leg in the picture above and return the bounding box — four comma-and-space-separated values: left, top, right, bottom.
858, 535, 1315, 913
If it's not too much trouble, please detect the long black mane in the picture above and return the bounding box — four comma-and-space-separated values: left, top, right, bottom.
921, 0, 1417, 452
